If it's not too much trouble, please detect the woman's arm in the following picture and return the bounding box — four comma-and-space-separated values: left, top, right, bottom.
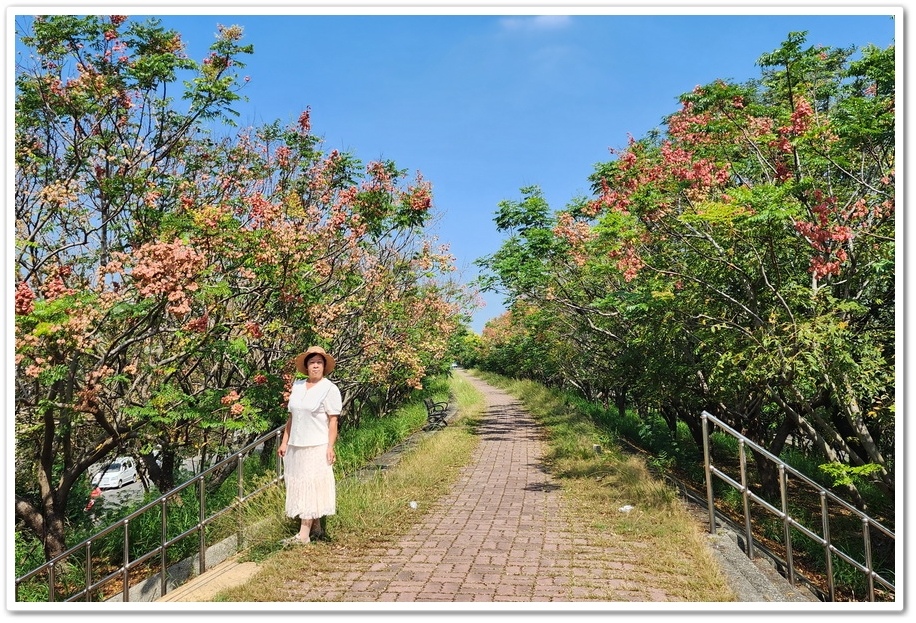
326, 414, 339, 465
277, 416, 292, 457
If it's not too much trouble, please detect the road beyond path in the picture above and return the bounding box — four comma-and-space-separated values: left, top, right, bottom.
161, 369, 816, 606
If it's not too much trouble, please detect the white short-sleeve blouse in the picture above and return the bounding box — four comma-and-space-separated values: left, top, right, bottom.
286, 377, 342, 447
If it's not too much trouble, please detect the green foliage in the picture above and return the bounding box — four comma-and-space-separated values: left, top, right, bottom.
335, 407, 425, 475
13, 531, 47, 593
492, 184, 553, 233
336, 376, 452, 474
476, 185, 561, 300
818, 462, 885, 488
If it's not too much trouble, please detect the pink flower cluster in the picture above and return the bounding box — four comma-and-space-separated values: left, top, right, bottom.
274, 146, 292, 169
660, 143, 731, 188
609, 244, 645, 282
666, 101, 716, 146
791, 98, 814, 135
366, 161, 395, 193
121, 239, 206, 315
221, 390, 244, 416
76, 365, 115, 414
329, 190, 356, 229
298, 107, 312, 134
184, 312, 209, 333
593, 179, 631, 216
41, 266, 77, 301
407, 176, 433, 212
221, 390, 240, 405
16, 281, 35, 315
553, 213, 596, 266
247, 193, 281, 229
203, 52, 230, 70
768, 98, 815, 168
793, 191, 854, 279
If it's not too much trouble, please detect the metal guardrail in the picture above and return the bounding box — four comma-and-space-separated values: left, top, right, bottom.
15, 426, 286, 603
701, 411, 895, 602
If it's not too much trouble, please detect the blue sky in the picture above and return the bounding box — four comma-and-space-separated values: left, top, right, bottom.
11, 5, 900, 333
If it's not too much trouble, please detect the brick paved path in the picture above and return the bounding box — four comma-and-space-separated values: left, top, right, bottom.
280, 369, 673, 603
352, 371, 570, 601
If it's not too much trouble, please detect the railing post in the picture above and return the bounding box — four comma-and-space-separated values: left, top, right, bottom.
862, 517, 875, 601
122, 520, 130, 601
701, 413, 716, 534
198, 476, 207, 576
739, 440, 754, 559
85, 541, 93, 602
160, 496, 168, 598
237, 454, 245, 550
820, 492, 835, 601
277, 428, 285, 480
778, 464, 796, 585
49, 562, 56, 602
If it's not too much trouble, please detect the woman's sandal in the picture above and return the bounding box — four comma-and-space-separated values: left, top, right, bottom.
280, 534, 310, 547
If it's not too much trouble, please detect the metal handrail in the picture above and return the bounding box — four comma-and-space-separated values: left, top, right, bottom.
15, 426, 286, 603
701, 411, 895, 602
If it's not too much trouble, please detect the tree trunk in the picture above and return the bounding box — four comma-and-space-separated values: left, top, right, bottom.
42, 503, 68, 561
613, 386, 627, 420
831, 373, 892, 490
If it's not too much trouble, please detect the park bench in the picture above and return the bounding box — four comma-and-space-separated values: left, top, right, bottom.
423, 398, 449, 430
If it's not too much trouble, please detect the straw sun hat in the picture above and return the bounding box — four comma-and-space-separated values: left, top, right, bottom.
294, 346, 336, 376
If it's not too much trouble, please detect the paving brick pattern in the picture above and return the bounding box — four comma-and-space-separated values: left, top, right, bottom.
280, 370, 675, 603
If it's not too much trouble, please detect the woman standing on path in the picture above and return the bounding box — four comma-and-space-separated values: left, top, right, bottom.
278, 346, 342, 545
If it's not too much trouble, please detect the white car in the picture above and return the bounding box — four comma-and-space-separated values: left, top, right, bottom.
91, 457, 138, 489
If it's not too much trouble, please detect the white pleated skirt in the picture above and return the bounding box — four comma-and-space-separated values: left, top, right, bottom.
283, 444, 336, 520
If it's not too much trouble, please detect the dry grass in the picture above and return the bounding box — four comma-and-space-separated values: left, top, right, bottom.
556, 455, 735, 601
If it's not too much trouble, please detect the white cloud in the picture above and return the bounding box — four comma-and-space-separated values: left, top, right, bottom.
499, 15, 573, 33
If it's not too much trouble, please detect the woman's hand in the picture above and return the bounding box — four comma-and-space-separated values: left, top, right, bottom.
326, 446, 336, 465
277, 442, 287, 458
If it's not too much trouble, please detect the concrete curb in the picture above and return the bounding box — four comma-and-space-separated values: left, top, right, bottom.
156, 558, 261, 602
705, 526, 819, 602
